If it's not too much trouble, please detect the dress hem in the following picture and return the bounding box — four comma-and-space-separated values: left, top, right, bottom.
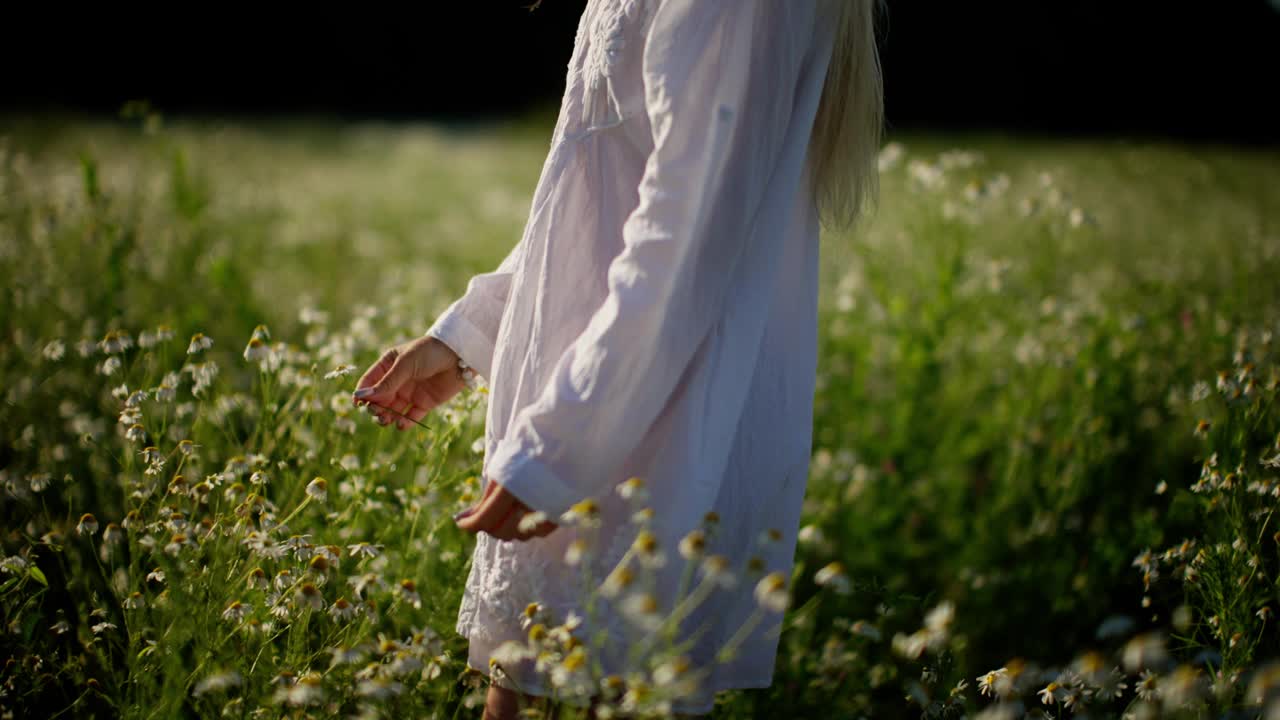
460, 625, 775, 716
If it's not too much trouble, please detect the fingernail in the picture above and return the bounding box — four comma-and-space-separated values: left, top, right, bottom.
353, 387, 373, 398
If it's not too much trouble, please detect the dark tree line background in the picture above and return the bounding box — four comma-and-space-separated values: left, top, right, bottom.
4, 1, 1278, 143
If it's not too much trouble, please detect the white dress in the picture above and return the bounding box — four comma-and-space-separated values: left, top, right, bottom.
425, 0, 836, 713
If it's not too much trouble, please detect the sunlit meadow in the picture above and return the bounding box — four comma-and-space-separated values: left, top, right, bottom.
2, 109, 1279, 719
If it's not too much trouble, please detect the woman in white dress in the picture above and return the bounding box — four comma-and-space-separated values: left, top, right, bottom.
354, 1, 883, 717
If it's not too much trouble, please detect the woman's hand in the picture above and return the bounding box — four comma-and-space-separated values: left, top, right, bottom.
455, 479, 559, 541
352, 335, 466, 430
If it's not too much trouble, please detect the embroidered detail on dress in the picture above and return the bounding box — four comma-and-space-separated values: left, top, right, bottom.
579, 0, 652, 133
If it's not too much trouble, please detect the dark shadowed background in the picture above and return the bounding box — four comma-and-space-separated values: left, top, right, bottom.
4, 0, 1279, 143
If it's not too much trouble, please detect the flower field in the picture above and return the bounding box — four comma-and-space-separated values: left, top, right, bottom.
2, 112, 1279, 718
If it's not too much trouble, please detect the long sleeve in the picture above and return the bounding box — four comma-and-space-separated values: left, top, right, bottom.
423, 235, 521, 382
486, 0, 817, 518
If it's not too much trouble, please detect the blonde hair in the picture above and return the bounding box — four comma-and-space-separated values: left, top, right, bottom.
808, 0, 885, 234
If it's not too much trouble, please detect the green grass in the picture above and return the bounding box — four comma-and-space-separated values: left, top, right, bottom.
1, 111, 1279, 719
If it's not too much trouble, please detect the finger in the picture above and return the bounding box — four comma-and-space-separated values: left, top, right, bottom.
390, 393, 415, 430
372, 393, 410, 429
532, 522, 559, 538
489, 505, 524, 541
353, 350, 397, 406
410, 383, 445, 418
355, 353, 412, 406
405, 389, 433, 424
395, 406, 415, 430
367, 401, 395, 427
405, 405, 429, 426
456, 484, 517, 534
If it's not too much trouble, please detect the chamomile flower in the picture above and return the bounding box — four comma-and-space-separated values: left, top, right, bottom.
679, 529, 706, 559
276, 673, 324, 706
1037, 681, 1065, 705
491, 640, 535, 668
247, 567, 269, 590
305, 554, 333, 577
754, 572, 790, 612
600, 674, 626, 700
892, 631, 927, 660
621, 593, 663, 632
814, 561, 851, 594
797, 524, 827, 547
328, 597, 358, 621
305, 477, 328, 502
357, 677, 404, 700
551, 646, 593, 696
194, 671, 243, 696
243, 337, 271, 363
601, 566, 635, 598
327, 645, 366, 669
653, 655, 696, 697
561, 498, 602, 527
632, 530, 665, 568
43, 339, 66, 361
349, 572, 385, 598
95, 330, 129, 355
295, 583, 324, 611
1123, 631, 1169, 673
758, 528, 783, 546
222, 601, 252, 622
565, 539, 588, 566
1095, 666, 1129, 701
1132, 669, 1159, 701
850, 620, 882, 641
347, 542, 382, 559
102, 523, 124, 544
976, 667, 1011, 698
1161, 664, 1207, 710
77, 513, 99, 536
187, 333, 213, 355
164, 533, 192, 556
924, 600, 955, 634
617, 476, 647, 502
398, 579, 422, 608
518, 511, 549, 533
324, 364, 355, 380
699, 555, 736, 589
125, 423, 147, 443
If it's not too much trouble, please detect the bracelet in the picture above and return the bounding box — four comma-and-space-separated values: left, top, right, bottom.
457, 358, 478, 386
